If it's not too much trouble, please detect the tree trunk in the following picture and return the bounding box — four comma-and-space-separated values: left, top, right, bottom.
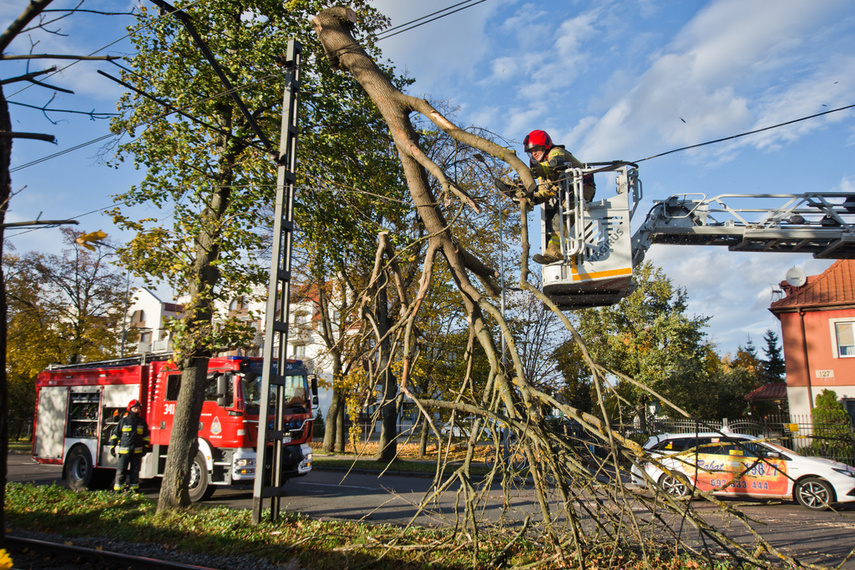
157, 358, 208, 510
418, 415, 429, 458
335, 397, 346, 451
376, 283, 397, 462
323, 389, 345, 453
156, 142, 231, 511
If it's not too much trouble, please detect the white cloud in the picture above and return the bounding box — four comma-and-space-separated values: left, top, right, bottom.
580, 0, 854, 161
648, 245, 834, 354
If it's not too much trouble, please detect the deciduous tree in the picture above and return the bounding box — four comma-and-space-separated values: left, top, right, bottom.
576, 262, 710, 429
109, 0, 395, 510
4, 229, 132, 432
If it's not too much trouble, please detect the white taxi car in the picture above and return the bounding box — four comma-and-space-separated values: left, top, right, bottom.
630, 432, 855, 510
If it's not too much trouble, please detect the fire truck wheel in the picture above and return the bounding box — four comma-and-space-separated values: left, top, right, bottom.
65, 445, 94, 491
188, 451, 215, 502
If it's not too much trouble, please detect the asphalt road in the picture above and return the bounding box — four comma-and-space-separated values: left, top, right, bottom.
7, 454, 855, 567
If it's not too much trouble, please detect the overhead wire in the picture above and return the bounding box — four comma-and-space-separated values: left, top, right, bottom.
375, 0, 489, 41
9, 0, 492, 172
634, 103, 855, 163
13, 0, 850, 236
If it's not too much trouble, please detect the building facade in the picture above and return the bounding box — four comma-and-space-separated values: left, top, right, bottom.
769, 260, 855, 420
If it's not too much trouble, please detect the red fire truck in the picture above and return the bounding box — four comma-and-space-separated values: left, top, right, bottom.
32, 355, 316, 501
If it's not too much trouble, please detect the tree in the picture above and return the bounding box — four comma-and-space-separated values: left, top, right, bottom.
4, 229, 133, 435
575, 262, 710, 429
309, 8, 814, 565
2, 1, 128, 543
109, 0, 395, 510
811, 389, 854, 459
760, 329, 786, 383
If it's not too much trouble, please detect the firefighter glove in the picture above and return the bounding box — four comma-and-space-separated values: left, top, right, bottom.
494, 178, 521, 198
110, 447, 116, 457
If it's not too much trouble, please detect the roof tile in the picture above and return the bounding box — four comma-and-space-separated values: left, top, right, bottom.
769, 260, 855, 311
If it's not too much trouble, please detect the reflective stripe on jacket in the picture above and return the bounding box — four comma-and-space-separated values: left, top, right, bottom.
109, 412, 151, 455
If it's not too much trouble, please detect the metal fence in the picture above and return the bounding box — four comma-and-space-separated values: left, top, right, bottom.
636, 415, 855, 465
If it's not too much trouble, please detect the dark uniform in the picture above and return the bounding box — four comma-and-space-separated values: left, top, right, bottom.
110, 401, 151, 491
529, 146, 595, 263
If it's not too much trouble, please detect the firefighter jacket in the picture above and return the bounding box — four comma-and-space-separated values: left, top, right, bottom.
529, 146, 595, 205
109, 412, 151, 455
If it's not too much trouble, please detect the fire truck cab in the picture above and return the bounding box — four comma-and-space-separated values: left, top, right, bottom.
33, 355, 316, 502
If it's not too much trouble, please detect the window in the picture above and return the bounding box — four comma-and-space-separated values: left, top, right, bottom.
166, 374, 181, 401
166, 373, 234, 406
832, 321, 855, 357
844, 399, 855, 426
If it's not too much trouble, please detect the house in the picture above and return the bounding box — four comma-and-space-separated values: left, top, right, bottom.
769, 260, 855, 420
125, 288, 183, 355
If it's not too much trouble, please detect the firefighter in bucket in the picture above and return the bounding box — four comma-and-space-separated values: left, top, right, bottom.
110, 399, 151, 492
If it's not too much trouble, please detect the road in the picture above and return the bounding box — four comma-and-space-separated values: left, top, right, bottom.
7, 454, 855, 567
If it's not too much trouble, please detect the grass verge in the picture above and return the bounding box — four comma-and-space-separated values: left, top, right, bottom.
5, 483, 747, 569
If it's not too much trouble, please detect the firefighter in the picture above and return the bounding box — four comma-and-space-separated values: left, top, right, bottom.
523, 129, 595, 264
110, 399, 151, 492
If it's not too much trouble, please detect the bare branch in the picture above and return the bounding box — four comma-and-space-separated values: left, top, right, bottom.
0, 131, 56, 142
0, 54, 120, 61
0, 0, 55, 54
0, 66, 56, 86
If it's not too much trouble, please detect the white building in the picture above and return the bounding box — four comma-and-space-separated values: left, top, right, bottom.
132, 285, 337, 418
125, 288, 183, 356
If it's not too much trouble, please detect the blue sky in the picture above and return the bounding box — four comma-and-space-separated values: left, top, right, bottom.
3, 0, 855, 356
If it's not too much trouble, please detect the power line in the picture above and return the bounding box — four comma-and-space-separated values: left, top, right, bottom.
376, 0, 489, 42
634, 103, 855, 163
10, 133, 116, 172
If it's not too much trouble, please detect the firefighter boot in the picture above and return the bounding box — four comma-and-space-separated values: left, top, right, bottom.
533, 238, 564, 265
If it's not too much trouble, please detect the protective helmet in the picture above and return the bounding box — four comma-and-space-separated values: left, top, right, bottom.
127, 399, 141, 411
523, 130, 553, 153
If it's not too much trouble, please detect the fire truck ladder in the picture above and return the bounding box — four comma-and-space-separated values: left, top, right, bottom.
251, 39, 302, 525
633, 192, 855, 263
540, 164, 855, 310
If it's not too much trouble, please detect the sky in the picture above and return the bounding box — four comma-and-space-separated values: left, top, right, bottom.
3, 0, 855, 357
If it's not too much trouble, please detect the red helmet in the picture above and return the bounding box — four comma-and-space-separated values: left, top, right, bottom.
524, 130, 553, 153
128, 399, 141, 411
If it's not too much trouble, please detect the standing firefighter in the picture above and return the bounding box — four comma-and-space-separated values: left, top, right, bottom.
109, 399, 151, 491
524, 129, 595, 264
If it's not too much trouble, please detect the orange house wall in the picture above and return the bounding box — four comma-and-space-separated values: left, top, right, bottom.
778, 308, 855, 415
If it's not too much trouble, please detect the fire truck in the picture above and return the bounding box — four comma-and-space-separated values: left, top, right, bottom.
538, 162, 855, 309
32, 354, 317, 502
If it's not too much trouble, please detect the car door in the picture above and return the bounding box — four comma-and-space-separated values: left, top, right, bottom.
704, 438, 790, 497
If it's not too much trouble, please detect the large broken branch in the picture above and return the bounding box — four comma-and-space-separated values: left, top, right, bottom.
312, 7, 505, 301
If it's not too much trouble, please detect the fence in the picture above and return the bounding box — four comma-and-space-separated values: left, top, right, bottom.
637, 414, 855, 465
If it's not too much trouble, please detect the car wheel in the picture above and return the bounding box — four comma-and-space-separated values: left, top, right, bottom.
794, 477, 834, 510
659, 473, 691, 498
188, 451, 215, 502
65, 445, 94, 491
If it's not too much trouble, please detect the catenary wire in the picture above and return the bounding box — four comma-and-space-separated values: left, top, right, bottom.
9, 0, 490, 174
376, 0, 486, 37
375, 0, 489, 42
9, 1, 850, 233
633, 103, 855, 163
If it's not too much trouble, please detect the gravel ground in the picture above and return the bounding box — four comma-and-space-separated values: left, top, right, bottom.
6, 529, 301, 569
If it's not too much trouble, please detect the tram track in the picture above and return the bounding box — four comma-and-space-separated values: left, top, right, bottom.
5, 536, 221, 569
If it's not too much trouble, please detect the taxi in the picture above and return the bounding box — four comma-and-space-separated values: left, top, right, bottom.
630, 432, 855, 510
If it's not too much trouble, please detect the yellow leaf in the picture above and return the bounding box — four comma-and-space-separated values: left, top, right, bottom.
75, 230, 108, 251
0, 548, 13, 569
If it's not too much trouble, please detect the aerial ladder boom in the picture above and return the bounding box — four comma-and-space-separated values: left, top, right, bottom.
540, 164, 855, 310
